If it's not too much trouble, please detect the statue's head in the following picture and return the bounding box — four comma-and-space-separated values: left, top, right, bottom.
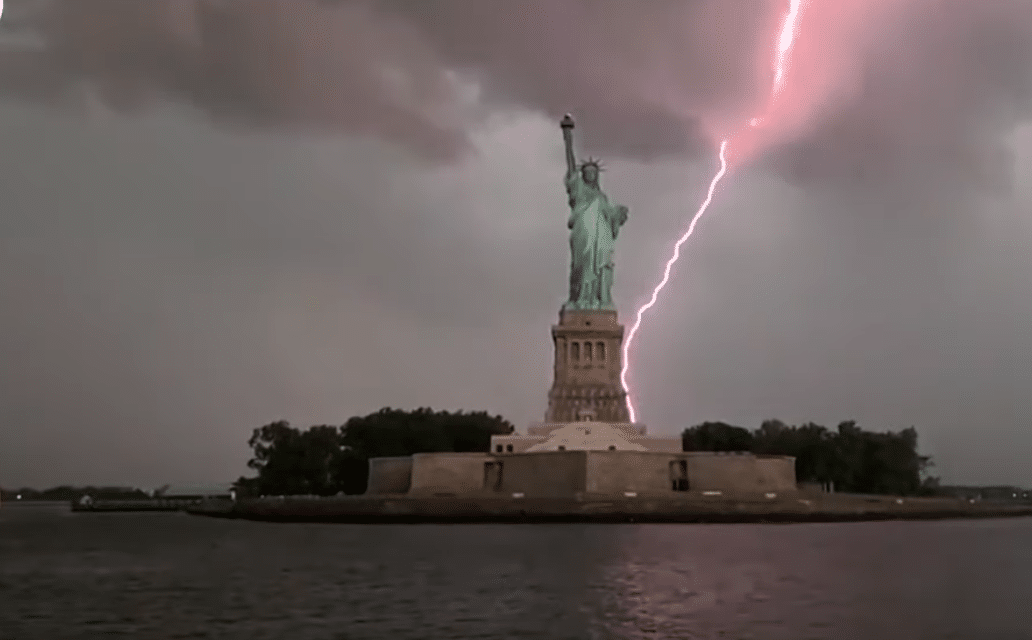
580, 158, 603, 186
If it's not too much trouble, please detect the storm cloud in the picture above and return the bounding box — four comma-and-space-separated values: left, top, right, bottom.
3, 0, 1031, 188
1, 1, 1031, 488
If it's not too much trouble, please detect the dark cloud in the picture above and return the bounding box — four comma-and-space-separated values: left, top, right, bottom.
3, 0, 1031, 197
1, 1, 1032, 488
372, 0, 776, 160
769, 0, 1032, 199
0, 0, 471, 158
0, 0, 779, 162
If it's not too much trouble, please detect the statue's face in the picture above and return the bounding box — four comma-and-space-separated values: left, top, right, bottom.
582, 164, 599, 184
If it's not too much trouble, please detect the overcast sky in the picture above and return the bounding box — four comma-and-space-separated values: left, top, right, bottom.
1, 0, 1031, 488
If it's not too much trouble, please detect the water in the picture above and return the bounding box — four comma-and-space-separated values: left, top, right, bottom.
2, 503, 1031, 639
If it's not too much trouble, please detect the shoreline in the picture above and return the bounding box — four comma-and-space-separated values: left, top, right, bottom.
186, 493, 1032, 524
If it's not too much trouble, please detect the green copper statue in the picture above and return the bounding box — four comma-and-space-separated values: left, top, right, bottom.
560, 114, 629, 311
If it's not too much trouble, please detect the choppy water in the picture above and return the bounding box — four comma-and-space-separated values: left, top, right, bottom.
1, 503, 1031, 639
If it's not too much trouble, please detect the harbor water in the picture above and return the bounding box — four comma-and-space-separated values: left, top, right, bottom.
2, 503, 1030, 639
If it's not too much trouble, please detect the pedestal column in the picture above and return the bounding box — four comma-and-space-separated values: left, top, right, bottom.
545, 308, 631, 423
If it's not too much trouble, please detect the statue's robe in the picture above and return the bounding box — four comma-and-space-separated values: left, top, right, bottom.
565, 172, 624, 309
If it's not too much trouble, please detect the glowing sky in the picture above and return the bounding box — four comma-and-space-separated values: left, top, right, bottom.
1, 0, 1031, 488
623, 0, 811, 422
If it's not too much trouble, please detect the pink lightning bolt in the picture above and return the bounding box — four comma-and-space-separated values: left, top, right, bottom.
772, 0, 807, 99
621, 0, 810, 423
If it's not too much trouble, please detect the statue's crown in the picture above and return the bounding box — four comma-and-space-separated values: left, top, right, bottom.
579, 156, 604, 172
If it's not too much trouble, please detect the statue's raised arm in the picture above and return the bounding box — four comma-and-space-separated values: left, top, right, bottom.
559, 113, 629, 311
560, 113, 577, 178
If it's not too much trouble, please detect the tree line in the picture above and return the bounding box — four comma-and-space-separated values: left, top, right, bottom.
234, 407, 514, 496
235, 407, 936, 497
681, 420, 936, 496
0, 416, 949, 500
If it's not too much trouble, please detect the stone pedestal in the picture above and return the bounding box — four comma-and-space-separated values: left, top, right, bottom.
545, 308, 631, 423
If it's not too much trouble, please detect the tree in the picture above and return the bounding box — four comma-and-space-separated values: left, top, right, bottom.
238, 408, 515, 496
240, 421, 345, 497
681, 422, 753, 452
334, 407, 514, 494
339, 407, 513, 458
680, 418, 934, 496
752, 419, 795, 456
791, 423, 835, 485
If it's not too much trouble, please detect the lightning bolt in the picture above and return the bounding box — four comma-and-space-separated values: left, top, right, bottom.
772, 0, 807, 99
621, 0, 810, 423
619, 141, 728, 421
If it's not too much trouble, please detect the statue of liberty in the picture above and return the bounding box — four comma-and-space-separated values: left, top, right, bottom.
560, 113, 629, 311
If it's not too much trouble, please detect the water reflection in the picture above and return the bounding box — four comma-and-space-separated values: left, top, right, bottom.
1, 507, 1031, 639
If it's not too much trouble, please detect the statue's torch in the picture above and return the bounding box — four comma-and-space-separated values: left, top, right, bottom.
560, 113, 576, 177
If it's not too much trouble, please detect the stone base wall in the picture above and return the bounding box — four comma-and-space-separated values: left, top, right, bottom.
488, 434, 545, 454
489, 429, 677, 454
493, 450, 588, 498
626, 437, 682, 453
407, 453, 491, 496
685, 452, 797, 494
527, 422, 647, 437
365, 457, 414, 495
367, 450, 798, 498
584, 451, 674, 494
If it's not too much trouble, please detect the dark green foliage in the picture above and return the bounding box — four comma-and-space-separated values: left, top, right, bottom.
681, 421, 754, 452
682, 419, 934, 496
237, 407, 514, 496
240, 421, 345, 497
